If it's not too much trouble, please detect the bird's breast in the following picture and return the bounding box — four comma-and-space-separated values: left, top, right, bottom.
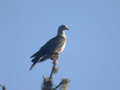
56, 40, 66, 53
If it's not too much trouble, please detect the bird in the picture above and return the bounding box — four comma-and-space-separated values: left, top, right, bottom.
29, 25, 69, 70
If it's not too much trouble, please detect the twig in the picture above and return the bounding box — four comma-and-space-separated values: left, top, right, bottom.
59, 79, 70, 90
42, 77, 53, 90
2, 86, 6, 90
0, 83, 6, 90
49, 60, 57, 80
41, 53, 70, 90
53, 78, 70, 90
53, 81, 63, 90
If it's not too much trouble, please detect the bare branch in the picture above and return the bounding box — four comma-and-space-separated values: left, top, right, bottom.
49, 60, 58, 80
0, 83, 6, 90
42, 77, 53, 90
59, 78, 70, 90
53, 81, 63, 90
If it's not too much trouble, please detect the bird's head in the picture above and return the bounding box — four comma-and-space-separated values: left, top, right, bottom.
58, 25, 69, 31
57, 24, 69, 37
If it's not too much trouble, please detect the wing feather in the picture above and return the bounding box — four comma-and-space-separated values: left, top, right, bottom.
31, 36, 65, 58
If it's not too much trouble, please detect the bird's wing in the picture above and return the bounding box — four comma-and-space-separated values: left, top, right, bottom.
31, 36, 65, 58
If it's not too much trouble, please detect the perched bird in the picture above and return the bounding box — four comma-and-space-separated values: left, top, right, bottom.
29, 25, 69, 70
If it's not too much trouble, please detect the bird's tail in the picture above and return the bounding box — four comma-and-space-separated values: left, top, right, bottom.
29, 56, 44, 70
29, 61, 37, 70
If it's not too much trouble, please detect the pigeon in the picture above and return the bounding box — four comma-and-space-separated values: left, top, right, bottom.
29, 25, 69, 70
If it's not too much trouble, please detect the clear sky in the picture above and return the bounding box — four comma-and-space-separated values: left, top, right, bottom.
0, 0, 120, 90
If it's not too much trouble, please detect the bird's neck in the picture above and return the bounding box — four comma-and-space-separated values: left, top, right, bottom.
57, 31, 66, 38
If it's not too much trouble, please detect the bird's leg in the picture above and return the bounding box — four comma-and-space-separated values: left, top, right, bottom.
51, 53, 59, 62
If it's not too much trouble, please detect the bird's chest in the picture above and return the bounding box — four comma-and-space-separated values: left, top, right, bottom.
56, 40, 66, 53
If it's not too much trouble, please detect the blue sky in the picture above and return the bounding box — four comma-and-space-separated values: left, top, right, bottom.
0, 0, 120, 90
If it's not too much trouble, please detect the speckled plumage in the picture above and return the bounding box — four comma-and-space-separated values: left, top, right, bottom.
29, 25, 68, 70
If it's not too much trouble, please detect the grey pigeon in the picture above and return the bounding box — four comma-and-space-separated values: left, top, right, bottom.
29, 25, 69, 70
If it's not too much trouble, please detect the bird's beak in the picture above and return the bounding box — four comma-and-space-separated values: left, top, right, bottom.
67, 28, 69, 30
66, 27, 69, 30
